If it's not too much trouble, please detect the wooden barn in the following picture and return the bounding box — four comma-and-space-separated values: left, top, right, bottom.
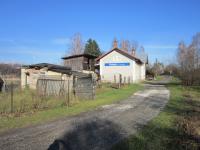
62, 54, 97, 72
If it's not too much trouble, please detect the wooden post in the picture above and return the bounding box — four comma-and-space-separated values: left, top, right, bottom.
114, 75, 116, 84
73, 76, 76, 100
67, 80, 70, 106
118, 74, 122, 89
124, 77, 126, 84
128, 76, 130, 85
92, 77, 95, 100
120, 74, 122, 87
10, 82, 14, 113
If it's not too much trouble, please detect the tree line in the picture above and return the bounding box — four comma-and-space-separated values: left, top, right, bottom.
177, 33, 200, 85
67, 33, 101, 57
67, 33, 147, 63
0, 63, 21, 77
146, 32, 200, 86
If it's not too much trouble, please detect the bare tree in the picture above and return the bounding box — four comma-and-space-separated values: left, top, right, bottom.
0, 63, 21, 77
191, 33, 200, 68
120, 40, 139, 55
68, 33, 84, 55
130, 41, 139, 52
177, 33, 200, 85
164, 64, 179, 76
151, 59, 164, 76
120, 40, 130, 52
136, 46, 147, 63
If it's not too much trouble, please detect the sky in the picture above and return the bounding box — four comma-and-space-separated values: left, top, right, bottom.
0, 0, 200, 65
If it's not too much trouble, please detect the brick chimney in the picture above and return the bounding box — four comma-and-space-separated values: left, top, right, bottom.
131, 48, 136, 56
113, 39, 118, 49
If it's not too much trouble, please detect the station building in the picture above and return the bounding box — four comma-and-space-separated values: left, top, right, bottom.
96, 41, 146, 83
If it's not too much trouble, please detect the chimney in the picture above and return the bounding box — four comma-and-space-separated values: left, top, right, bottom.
113, 39, 118, 49
131, 48, 136, 56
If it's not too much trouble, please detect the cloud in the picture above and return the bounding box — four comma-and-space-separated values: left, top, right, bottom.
52, 38, 70, 45
144, 45, 177, 49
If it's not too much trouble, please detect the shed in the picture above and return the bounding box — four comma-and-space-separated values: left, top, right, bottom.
21, 63, 72, 89
62, 54, 97, 71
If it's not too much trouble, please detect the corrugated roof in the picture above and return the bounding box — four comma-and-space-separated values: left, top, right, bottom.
23, 63, 71, 70
22, 63, 72, 75
22, 63, 91, 77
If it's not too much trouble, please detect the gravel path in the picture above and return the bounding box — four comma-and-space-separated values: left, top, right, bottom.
0, 81, 170, 150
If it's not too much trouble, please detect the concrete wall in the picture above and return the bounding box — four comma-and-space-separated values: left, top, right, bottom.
100, 51, 145, 83
21, 68, 69, 89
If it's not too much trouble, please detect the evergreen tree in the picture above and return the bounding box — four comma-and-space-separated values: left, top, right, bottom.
84, 39, 101, 57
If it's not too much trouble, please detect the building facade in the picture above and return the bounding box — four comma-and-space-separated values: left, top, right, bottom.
21, 63, 72, 89
97, 48, 145, 83
62, 54, 97, 71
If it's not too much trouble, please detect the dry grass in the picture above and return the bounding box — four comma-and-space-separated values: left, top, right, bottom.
112, 81, 200, 150
0, 84, 143, 133
0, 88, 73, 115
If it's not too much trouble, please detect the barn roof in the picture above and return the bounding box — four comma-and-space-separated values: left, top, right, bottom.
62, 54, 97, 60
96, 48, 143, 64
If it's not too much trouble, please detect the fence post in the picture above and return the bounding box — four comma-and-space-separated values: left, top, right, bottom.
73, 76, 76, 100
114, 75, 116, 84
92, 76, 95, 100
67, 80, 70, 106
10, 82, 14, 113
124, 77, 126, 84
128, 76, 131, 85
118, 74, 122, 89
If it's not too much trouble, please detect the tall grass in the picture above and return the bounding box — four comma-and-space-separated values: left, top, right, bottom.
112, 82, 200, 150
0, 84, 143, 132
0, 88, 71, 115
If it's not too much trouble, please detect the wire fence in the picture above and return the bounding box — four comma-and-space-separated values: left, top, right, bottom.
37, 79, 73, 97
0, 75, 96, 115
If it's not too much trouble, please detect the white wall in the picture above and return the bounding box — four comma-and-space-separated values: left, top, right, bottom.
134, 63, 140, 82
100, 51, 134, 83
141, 63, 146, 80
100, 50, 146, 83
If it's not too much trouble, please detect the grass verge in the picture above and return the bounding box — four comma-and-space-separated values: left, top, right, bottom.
155, 75, 164, 81
112, 81, 200, 150
0, 84, 143, 133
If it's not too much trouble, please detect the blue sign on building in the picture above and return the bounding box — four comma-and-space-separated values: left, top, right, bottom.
105, 63, 130, 66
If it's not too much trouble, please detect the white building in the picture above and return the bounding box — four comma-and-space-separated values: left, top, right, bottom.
96, 43, 146, 83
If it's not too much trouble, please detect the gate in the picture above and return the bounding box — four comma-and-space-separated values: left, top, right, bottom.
74, 75, 95, 100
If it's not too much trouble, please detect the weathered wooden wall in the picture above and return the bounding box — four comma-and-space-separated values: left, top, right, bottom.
74, 76, 95, 100
64, 57, 84, 71
37, 79, 73, 97
36, 75, 95, 100
64, 56, 95, 71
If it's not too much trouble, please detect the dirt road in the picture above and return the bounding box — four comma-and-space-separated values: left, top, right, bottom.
0, 81, 170, 150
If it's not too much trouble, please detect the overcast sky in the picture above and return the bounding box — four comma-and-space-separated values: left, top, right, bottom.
0, 0, 200, 65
